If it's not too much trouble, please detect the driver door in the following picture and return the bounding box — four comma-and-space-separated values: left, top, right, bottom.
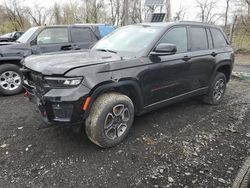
31, 27, 73, 54
145, 26, 193, 105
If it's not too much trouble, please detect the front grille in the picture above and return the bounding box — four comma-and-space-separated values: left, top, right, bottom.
24, 70, 49, 96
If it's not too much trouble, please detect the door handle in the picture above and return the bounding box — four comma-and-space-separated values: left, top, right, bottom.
182, 56, 191, 62
211, 52, 218, 57
73, 44, 81, 50
61, 45, 73, 51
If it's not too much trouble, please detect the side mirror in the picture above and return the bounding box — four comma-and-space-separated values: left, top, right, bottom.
150, 43, 177, 56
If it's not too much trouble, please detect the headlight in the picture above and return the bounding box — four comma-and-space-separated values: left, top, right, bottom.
44, 77, 83, 88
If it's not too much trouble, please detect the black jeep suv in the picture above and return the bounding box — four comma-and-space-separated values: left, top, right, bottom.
0, 24, 115, 95
23, 22, 234, 148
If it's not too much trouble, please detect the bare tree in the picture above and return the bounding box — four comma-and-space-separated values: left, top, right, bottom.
130, 0, 142, 24
121, 0, 129, 26
4, 0, 30, 30
196, 0, 222, 24
109, 0, 122, 25
173, 4, 186, 21
229, 15, 238, 43
27, 4, 49, 26
52, 2, 61, 24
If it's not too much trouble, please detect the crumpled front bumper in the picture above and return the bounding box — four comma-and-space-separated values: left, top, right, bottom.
23, 80, 90, 124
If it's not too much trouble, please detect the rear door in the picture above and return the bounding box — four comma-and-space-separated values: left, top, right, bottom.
70, 26, 98, 50
187, 26, 216, 89
33, 27, 73, 54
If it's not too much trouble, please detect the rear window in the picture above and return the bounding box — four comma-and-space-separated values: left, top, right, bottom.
190, 27, 208, 51
71, 27, 96, 43
210, 28, 228, 48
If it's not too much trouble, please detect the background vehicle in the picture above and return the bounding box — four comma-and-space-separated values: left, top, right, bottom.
0, 31, 24, 42
0, 24, 115, 96
23, 22, 234, 148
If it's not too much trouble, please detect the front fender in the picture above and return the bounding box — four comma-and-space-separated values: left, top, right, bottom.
84, 80, 144, 118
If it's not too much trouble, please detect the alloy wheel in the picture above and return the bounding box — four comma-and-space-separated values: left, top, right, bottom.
104, 104, 130, 140
213, 78, 225, 101
0, 71, 21, 91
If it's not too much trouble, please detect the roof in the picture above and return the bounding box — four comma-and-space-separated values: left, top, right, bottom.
137, 21, 221, 29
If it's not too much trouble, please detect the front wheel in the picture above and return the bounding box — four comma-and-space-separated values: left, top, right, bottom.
85, 92, 134, 148
202, 72, 227, 105
0, 64, 23, 96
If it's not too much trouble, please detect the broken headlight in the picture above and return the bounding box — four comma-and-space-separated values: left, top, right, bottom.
44, 77, 83, 88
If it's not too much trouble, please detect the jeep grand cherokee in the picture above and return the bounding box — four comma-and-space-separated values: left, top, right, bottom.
22, 22, 234, 148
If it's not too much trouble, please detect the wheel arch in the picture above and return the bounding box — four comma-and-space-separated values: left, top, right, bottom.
84, 80, 144, 118
0, 58, 23, 68
212, 61, 232, 83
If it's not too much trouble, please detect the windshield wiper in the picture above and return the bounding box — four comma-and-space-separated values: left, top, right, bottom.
96, 49, 117, 54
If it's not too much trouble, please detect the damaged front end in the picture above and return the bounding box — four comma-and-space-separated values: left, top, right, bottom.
22, 67, 91, 124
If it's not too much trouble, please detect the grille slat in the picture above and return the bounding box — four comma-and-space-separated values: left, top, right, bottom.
27, 71, 49, 96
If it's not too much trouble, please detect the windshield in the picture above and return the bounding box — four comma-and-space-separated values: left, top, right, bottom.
17, 27, 39, 43
93, 25, 163, 57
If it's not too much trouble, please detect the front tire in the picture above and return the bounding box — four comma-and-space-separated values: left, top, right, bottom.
85, 92, 134, 148
0, 64, 23, 96
202, 72, 227, 105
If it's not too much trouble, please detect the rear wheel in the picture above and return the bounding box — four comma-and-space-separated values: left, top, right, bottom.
202, 72, 227, 105
85, 92, 134, 148
0, 64, 23, 96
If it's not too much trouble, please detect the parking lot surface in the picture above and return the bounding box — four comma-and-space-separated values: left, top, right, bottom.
0, 79, 250, 188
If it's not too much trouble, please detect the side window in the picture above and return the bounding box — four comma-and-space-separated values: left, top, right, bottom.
71, 28, 97, 43
37, 28, 69, 45
206, 28, 213, 49
190, 27, 208, 51
210, 28, 228, 48
159, 27, 188, 53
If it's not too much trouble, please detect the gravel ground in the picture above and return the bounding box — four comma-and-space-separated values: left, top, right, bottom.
0, 78, 250, 188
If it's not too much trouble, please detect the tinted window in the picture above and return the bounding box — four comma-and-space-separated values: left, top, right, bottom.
211, 28, 228, 48
190, 27, 208, 51
37, 28, 69, 45
71, 28, 96, 43
160, 27, 188, 53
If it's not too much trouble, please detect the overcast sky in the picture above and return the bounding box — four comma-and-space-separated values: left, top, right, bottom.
0, 0, 233, 23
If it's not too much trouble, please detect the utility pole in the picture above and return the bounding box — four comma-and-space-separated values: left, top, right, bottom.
166, 0, 171, 21
224, 0, 230, 29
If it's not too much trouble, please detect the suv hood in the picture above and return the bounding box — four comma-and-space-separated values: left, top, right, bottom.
24, 50, 123, 75
0, 42, 17, 46
0, 42, 30, 55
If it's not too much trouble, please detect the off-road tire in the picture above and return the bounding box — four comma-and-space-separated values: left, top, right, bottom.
0, 64, 23, 96
85, 92, 134, 148
202, 72, 227, 105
